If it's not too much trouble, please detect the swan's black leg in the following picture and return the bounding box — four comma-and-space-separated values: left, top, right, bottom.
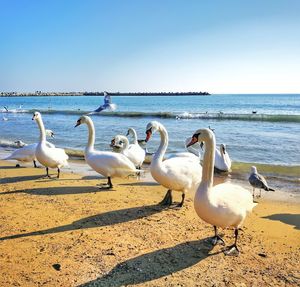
46, 167, 51, 178
159, 190, 172, 206
224, 228, 240, 256
16, 164, 20, 168
211, 226, 225, 246
176, 193, 185, 207
33, 160, 37, 168
107, 177, 113, 188
57, 168, 60, 178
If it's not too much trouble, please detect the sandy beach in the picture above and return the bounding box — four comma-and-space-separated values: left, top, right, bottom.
0, 160, 299, 287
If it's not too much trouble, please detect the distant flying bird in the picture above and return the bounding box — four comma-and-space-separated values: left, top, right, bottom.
248, 166, 275, 198
94, 92, 116, 112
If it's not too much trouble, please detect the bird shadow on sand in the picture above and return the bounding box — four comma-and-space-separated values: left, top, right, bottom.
0, 185, 107, 196
79, 238, 214, 287
0, 165, 26, 170
262, 213, 300, 230
0, 204, 167, 241
0, 174, 43, 184
81, 175, 105, 180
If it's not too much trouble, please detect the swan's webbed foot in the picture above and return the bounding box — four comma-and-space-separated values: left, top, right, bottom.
176, 193, 185, 208
211, 226, 225, 246
159, 190, 172, 206
16, 164, 21, 168
224, 228, 239, 256
224, 244, 239, 256
211, 235, 225, 246
99, 177, 113, 189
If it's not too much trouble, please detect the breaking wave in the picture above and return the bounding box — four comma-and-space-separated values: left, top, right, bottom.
1, 108, 300, 123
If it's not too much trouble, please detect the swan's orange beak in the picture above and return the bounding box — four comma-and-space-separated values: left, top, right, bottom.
145, 129, 152, 142
186, 136, 198, 147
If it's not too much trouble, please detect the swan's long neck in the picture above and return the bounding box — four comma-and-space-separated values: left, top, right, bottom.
85, 118, 95, 153
36, 117, 46, 143
129, 129, 138, 145
201, 134, 215, 189
220, 146, 226, 160
153, 125, 168, 163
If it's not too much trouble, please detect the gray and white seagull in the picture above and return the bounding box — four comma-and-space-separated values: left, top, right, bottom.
248, 166, 275, 198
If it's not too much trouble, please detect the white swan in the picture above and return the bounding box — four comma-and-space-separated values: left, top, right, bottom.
214, 144, 232, 172
145, 121, 202, 207
4, 130, 55, 168
186, 137, 232, 172
111, 134, 145, 169
187, 128, 256, 256
32, 112, 68, 178
75, 115, 138, 188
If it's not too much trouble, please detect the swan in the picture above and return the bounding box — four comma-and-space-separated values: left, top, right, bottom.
126, 128, 146, 168
187, 128, 256, 256
75, 115, 138, 188
32, 112, 68, 178
215, 144, 231, 172
4, 130, 55, 168
248, 166, 275, 198
145, 121, 202, 207
111, 134, 145, 169
186, 137, 231, 172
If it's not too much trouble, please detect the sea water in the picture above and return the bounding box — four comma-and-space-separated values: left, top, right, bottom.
0, 94, 299, 192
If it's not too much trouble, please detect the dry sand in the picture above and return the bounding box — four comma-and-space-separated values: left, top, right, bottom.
0, 160, 299, 286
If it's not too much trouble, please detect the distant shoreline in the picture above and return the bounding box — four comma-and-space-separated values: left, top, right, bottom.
0, 91, 210, 97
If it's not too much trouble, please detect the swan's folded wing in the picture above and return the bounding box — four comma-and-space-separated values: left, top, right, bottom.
5, 144, 36, 161
162, 156, 202, 189
45, 141, 55, 148
45, 147, 69, 163
213, 183, 256, 213
87, 151, 137, 175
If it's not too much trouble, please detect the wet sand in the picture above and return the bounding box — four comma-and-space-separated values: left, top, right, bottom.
0, 160, 299, 286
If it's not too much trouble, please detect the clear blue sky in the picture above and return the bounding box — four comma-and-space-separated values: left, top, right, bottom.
1, 0, 299, 93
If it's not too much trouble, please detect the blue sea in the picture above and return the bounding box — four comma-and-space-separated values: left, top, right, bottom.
0, 94, 299, 192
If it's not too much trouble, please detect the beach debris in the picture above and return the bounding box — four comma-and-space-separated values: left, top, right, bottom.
52, 263, 61, 271
249, 166, 275, 198
258, 253, 267, 258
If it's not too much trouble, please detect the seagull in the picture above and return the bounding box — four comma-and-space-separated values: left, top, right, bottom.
94, 92, 116, 112
248, 166, 275, 198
